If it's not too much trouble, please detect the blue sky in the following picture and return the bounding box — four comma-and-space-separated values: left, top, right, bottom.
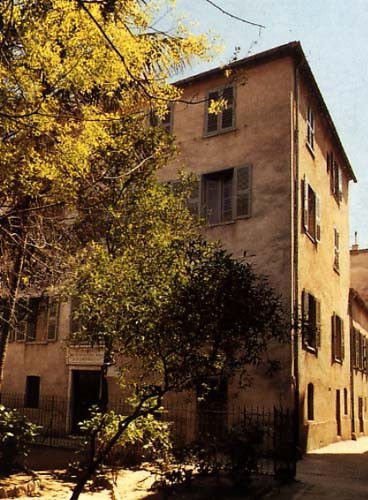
164, 0, 368, 248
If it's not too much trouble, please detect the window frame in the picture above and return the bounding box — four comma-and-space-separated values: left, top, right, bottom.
334, 227, 340, 272
301, 290, 321, 353
204, 85, 236, 137
331, 313, 344, 363
306, 106, 315, 153
303, 176, 320, 244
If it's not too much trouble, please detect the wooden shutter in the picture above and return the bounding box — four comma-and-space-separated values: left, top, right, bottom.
356, 329, 360, 368
70, 296, 81, 336
206, 177, 220, 224
223, 174, 233, 221
15, 299, 27, 341
303, 176, 309, 232
340, 318, 345, 361
316, 299, 321, 349
187, 178, 200, 218
301, 290, 309, 347
331, 314, 336, 360
27, 298, 40, 341
338, 166, 343, 201
351, 328, 356, 368
235, 165, 251, 218
206, 90, 219, 133
221, 86, 234, 129
334, 228, 340, 269
47, 297, 59, 340
315, 194, 321, 242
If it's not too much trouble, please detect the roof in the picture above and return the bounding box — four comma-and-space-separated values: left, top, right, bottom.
175, 41, 357, 183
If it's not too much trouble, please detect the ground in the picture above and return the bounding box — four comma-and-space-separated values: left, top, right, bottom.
3, 438, 368, 499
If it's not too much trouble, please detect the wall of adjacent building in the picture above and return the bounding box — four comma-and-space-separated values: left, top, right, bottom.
296, 71, 353, 450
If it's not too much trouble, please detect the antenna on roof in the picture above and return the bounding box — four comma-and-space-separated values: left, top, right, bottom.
352, 231, 359, 251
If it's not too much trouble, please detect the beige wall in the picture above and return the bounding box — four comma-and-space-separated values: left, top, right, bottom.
159, 56, 296, 408
351, 249, 368, 303
296, 74, 352, 450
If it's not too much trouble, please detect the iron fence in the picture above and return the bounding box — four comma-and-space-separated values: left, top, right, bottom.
0, 393, 296, 477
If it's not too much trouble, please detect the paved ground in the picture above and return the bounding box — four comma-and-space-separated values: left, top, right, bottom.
269, 437, 368, 499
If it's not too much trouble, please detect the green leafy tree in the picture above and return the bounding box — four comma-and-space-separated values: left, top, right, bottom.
68, 161, 287, 497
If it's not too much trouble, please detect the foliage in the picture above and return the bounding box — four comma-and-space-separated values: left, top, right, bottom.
0, 0, 214, 384
0, 405, 40, 474
70, 405, 172, 480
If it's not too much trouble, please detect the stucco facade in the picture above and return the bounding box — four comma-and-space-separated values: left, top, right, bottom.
2, 42, 367, 451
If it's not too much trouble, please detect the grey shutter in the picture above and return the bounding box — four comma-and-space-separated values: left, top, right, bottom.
27, 298, 40, 341
206, 90, 219, 133
316, 299, 321, 349
221, 86, 234, 129
15, 299, 27, 341
206, 177, 220, 224
315, 194, 321, 242
47, 297, 59, 340
223, 175, 233, 222
187, 178, 200, 218
303, 176, 309, 232
236, 165, 251, 218
301, 290, 308, 347
331, 314, 336, 360
331, 157, 336, 195
70, 296, 81, 335
338, 166, 343, 201
341, 318, 345, 361
351, 328, 356, 368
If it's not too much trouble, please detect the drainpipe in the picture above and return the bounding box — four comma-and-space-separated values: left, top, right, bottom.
292, 59, 301, 452
348, 294, 356, 438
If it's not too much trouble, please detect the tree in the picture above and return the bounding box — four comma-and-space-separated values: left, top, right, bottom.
0, 0, 214, 386
67, 157, 287, 496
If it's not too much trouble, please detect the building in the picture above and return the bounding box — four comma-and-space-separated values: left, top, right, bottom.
2, 42, 367, 451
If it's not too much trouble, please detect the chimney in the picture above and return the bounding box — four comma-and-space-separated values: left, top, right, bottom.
352, 231, 359, 252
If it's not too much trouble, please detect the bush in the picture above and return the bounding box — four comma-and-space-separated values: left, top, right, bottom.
0, 405, 40, 474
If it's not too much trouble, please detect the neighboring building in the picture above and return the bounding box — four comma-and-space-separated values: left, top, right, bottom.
2, 42, 367, 451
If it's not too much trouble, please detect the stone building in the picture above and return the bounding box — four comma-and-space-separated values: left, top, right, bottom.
2, 42, 367, 451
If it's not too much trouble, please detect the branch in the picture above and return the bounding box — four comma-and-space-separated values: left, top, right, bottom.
204, 0, 265, 29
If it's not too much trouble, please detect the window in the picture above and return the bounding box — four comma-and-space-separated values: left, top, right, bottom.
150, 103, 173, 134
47, 297, 59, 341
306, 106, 315, 151
303, 177, 320, 243
205, 86, 235, 135
344, 388, 348, 415
307, 383, 314, 420
351, 329, 367, 371
334, 228, 340, 271
302, 290, 321, 351
331, 313, 344, 363
328, 152, 343, 202
70, 296, 82, 336
12, 297, 58, 342
186, 165, 251, 224
203, 170, 233, 224
25, 376, 40, 408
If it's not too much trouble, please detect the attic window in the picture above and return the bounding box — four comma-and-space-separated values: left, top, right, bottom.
205, 86, 235, 136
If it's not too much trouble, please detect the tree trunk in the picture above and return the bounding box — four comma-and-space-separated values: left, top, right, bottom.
0, 243, 27, 391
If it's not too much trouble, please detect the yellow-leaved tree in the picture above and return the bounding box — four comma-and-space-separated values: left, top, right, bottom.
0, 0, 214, 384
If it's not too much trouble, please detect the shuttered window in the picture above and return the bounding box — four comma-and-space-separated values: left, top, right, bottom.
200, 165, 251, 224
205, 86, 235, 135
303, 176, 321, 243
47, 297, 59, 341
26, 298, 41, 342
329, 151, 343, 203
331, 313, 344, 363
334, 228, 340, 271
301, 290, 321, 352
306, 106, 315, 151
